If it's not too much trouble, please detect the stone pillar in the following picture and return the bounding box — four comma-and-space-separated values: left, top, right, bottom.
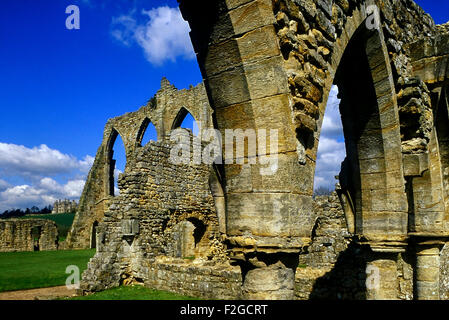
415, 244, 441, 300
243, 263, 295, 300
236, 253, 298, 300
365, 253, 399, 300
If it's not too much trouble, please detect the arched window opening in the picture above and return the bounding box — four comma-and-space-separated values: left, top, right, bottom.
107, 129, 126, 197
314, 85, 346, 197
139, 118, 158, 146
172, 108, 199, 136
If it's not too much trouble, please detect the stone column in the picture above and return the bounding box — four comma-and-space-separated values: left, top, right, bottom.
236, 253, 298, 300
415, 244, 441, 300
365, 253, 399, 300
243, 263, 295, 300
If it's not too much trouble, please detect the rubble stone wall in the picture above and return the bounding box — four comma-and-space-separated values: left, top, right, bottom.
76, 0, 449, 300
0, 219, 58, 252
65, 78, 214, 249
80, 136, 234, 298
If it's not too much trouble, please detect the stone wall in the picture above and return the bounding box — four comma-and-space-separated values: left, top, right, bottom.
65, 78, 214, 249
0, 219, 58, 252
295, 193, 414, 300
80, 135, 233, 298
76, 0, 449, 300
145, 257, 242, 300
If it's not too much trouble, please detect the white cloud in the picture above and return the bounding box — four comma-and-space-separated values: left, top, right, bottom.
0, 143, 90, 177
111, 13, 137, 46
79, 155, 95, 174
321, 85, 343, 140
0, 185, 51, 212
0, 143, 93, 212
111, 6, 195, 66
0, 178, 87, 212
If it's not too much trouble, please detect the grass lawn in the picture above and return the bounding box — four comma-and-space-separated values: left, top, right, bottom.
17, 213, 75, 240
69, 285, 200, 300
0, 249, 95, 292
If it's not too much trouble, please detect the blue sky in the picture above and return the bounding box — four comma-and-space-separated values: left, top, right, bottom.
0, 0, 447, 210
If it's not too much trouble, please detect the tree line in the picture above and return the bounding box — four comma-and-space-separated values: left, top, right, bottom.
0, 205, 53, 219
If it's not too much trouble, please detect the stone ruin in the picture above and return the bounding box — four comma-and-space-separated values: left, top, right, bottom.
52, 199, 77, 214
0, 219, 59, 252
69, 0, 449, 300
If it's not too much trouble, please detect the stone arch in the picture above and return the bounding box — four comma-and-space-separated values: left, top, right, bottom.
171, 107, 199, 133
317, 22, 407, 249
105, 128, 127, 197
178, 0, 428, 299
137, 117, 158, 146
181, 0, 407, 251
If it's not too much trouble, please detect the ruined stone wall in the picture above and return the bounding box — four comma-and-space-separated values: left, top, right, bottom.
295, 193, 414, 300
65, 78, 214, 249
80, 136, 237, 299
64, 146, 108, 249
408, 23, 449, 300
75, 0, 449, 300
145, 257, 242, 300
0, 219, 58, 252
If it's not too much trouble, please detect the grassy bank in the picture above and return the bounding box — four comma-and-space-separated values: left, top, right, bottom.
0, 249, 95, 292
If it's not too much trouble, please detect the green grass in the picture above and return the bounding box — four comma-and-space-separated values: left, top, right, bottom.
17, 213, 75, 240
69, 285, 200, 300
0, 249, 95, 292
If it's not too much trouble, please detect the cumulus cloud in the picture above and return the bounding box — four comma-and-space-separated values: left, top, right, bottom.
0, 143, 93, 212
321, 85, 343, 140
0, 178, 87, 212
314, 85, 346, 191
0, 143, 91, 177
111, 6, 195, 66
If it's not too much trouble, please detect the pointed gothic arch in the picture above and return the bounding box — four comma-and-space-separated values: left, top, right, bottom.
137, 117, 158, 146
105, 128, 126, 197
171, 107, 199, 135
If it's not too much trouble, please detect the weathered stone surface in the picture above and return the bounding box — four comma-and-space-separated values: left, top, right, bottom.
72, 0, 449, 301
65, 78, 214, 250
0, 219, 58, 252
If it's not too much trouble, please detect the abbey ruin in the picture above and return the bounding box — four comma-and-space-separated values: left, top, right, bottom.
0, 219, 59, 252
66, 0, 449, 300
